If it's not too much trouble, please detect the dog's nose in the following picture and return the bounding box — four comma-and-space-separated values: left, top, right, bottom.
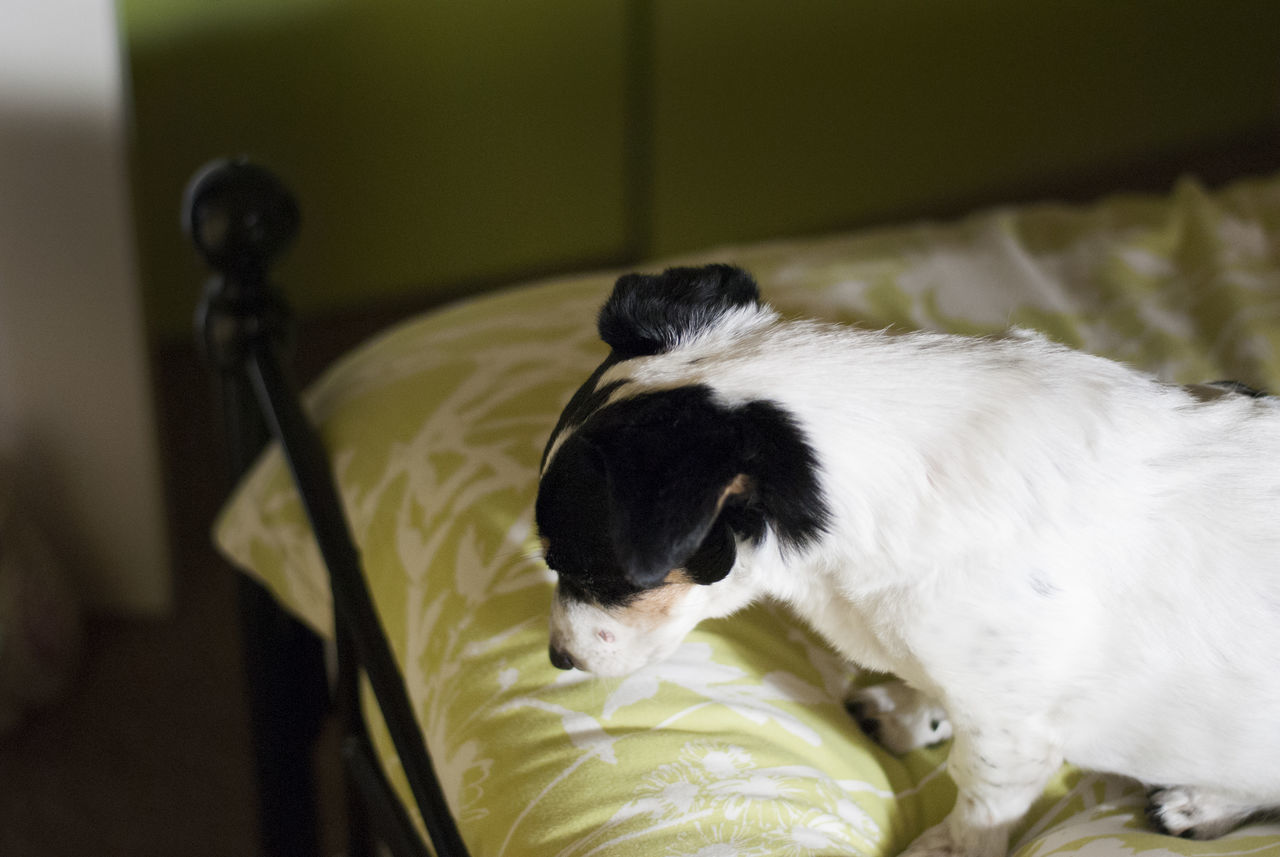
549, 644, 577, 671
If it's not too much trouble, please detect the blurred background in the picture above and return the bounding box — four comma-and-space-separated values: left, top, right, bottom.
1, 1, 1278, 854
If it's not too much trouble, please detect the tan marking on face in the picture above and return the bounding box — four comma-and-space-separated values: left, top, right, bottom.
721, 473, 751, 506
613, 569, 695, 630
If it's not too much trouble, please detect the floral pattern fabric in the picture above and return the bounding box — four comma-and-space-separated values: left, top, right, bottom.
216, 174, 1280, 856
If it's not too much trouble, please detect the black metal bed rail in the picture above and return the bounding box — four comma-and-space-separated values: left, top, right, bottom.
185, 159, 467, 857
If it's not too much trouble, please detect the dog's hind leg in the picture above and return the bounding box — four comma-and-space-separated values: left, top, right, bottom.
1146, 786, 1274, 840
846, 679, 952, 753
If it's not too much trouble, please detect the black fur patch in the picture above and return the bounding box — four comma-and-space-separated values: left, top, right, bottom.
536, 384, 829, 603
1209, 379, 1272, 398
540, 350, 628, 472
537, 437, 643, 607
597, 264, 760, 357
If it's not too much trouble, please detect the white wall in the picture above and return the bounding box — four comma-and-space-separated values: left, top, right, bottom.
0, 1, 171, 614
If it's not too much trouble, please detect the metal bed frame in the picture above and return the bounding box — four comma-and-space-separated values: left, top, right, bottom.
185, 159, 465, 857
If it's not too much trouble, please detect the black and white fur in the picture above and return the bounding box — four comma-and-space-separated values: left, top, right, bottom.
535, 264, 1280, 857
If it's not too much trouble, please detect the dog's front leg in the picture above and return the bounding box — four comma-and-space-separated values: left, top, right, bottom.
903, 722, 1062, 857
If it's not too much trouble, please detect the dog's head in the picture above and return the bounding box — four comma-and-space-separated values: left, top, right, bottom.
535, 265, 829, 676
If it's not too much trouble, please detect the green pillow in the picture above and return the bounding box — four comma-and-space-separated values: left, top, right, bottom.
216, 174, 1280, 856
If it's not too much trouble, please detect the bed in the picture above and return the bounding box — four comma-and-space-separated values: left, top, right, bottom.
194, 164, 1280, 857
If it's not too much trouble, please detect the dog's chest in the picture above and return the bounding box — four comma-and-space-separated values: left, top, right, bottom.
790, 579, 917, 679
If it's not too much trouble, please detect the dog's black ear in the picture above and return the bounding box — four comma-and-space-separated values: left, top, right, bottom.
598, 264, 760, 356
584, 388, 750, 588
609, 467, 745, 589
682, 519, 738, 585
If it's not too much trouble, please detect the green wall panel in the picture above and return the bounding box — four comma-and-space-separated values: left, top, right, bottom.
122, 0, 1280, 338
122, 0, 630, 337
648, 1, 1280, 255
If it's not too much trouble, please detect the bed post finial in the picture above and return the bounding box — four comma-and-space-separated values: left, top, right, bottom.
183, 157, 299, 282
185, 158, 300, 373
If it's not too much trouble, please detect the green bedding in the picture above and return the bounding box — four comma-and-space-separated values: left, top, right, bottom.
215, 173, 1280, 856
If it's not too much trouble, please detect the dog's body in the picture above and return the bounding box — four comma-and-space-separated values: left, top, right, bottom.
535, 265, 1280, 857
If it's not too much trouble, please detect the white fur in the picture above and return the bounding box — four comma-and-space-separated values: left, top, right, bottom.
546, 303, 1280, 857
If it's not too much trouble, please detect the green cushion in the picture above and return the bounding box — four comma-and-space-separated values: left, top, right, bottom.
215, 173, 1280, 855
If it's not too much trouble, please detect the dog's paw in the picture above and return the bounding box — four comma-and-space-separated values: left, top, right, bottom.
1146, 786, 1259, 840
845, 680, 951, 754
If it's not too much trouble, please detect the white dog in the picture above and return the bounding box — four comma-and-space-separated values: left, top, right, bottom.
535, 264, 1280, 857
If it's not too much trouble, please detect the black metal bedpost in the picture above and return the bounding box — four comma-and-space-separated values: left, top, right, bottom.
186, 159, 329, 857
185, 159, 468, 857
